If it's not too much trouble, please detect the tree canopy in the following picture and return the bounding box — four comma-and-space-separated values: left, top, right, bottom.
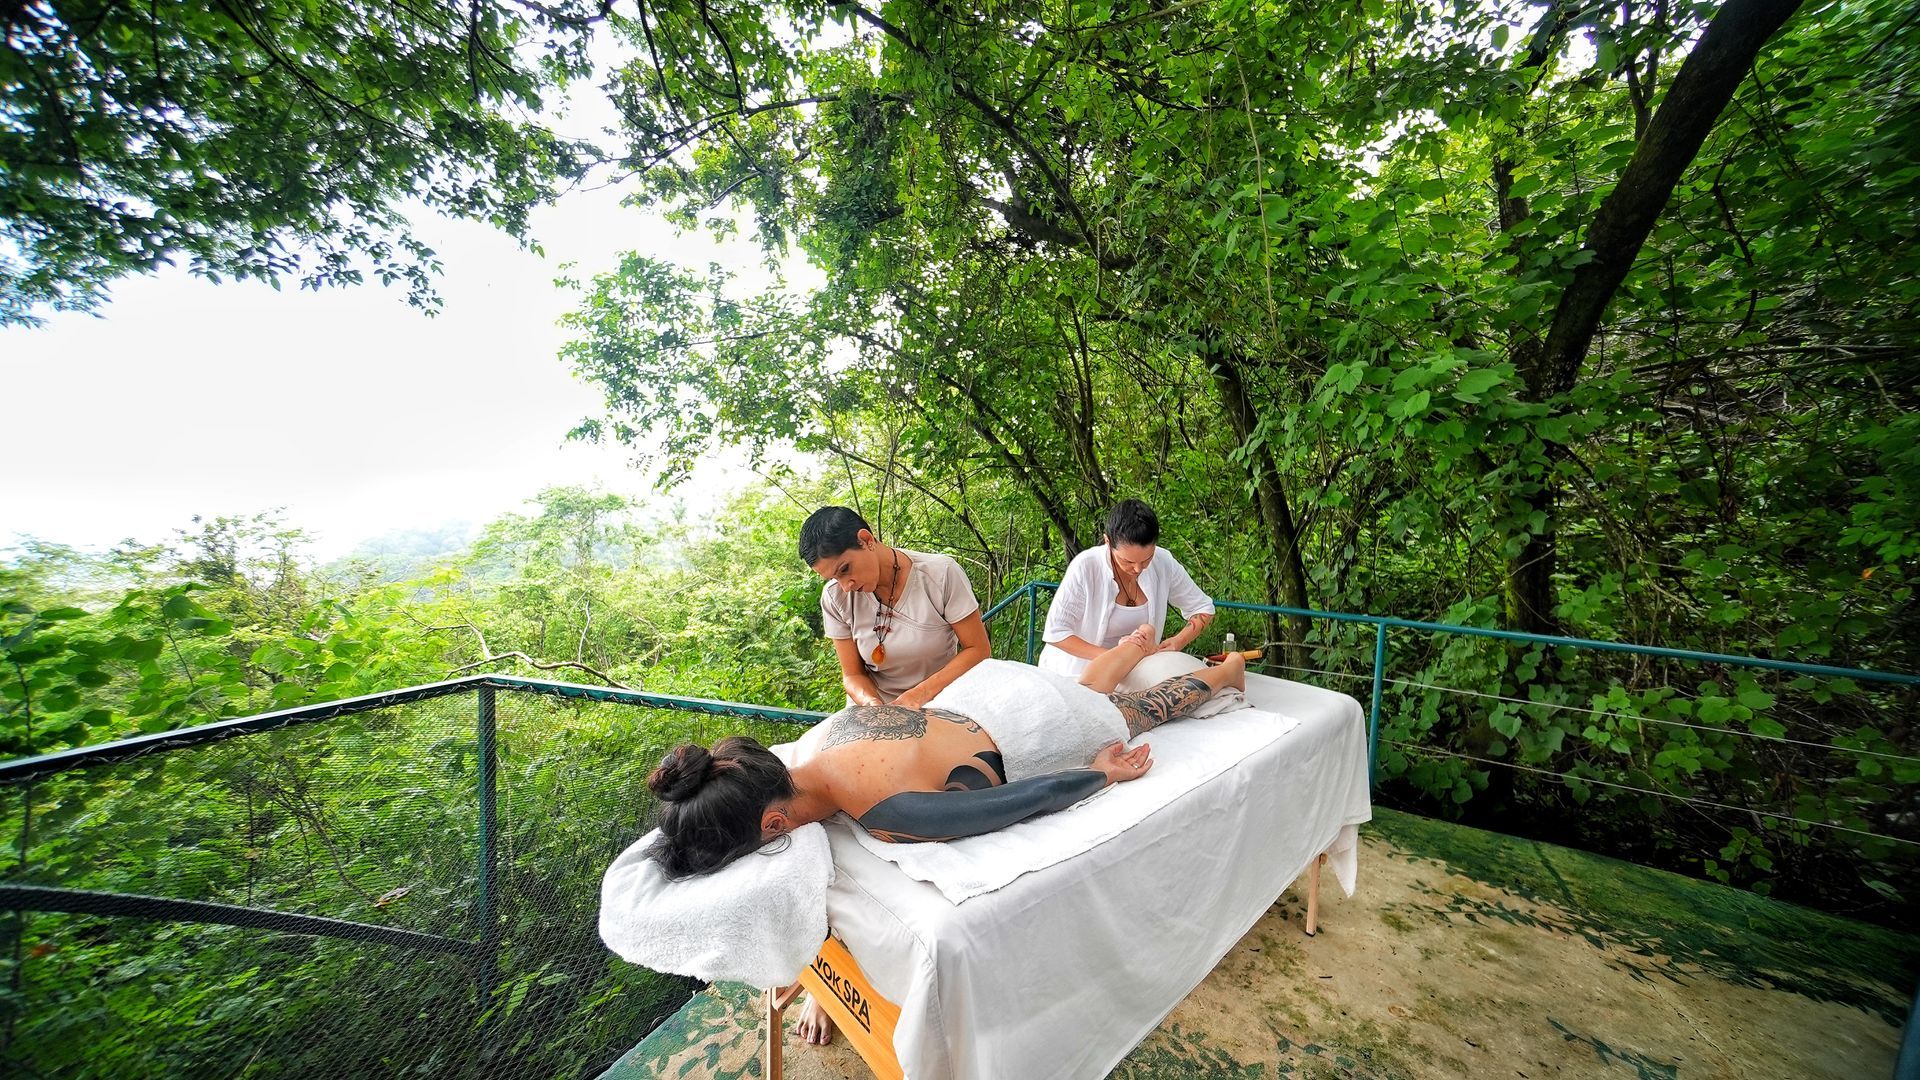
0, 0, 605, 323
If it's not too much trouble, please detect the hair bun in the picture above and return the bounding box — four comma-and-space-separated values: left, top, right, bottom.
647, 744, 714, 802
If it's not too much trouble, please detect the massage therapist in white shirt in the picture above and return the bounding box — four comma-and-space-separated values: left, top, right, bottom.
801, 506, 991, 710
1037, 499, 1216, 677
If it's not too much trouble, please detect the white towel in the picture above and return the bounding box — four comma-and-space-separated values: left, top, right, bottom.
925, 658, 1128, 781
597, 823, 834, 987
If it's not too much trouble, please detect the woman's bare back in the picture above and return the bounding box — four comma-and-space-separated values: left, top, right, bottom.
795, 704, 1006, 818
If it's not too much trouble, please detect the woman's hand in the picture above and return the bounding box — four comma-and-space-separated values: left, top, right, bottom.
1122, 624, 1158, 653
831, 638, 886, 705
1158, 612, 1213, 653
890, 685, 934, 709
1093, 741, 1153, 785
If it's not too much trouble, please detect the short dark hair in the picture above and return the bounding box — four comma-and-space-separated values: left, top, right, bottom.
799, 506, 871, 565
1104, 499, 1160, 547
645, 737, 795, 879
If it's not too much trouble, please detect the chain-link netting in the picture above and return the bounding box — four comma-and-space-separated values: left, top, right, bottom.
0, 685, 810, 1078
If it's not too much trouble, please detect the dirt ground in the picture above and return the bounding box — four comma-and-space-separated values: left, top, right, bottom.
600, 809, 1918, 1080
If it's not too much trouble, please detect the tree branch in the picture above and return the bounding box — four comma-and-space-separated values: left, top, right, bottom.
831, 0, 1107, 262
1536, 0, 1806, 398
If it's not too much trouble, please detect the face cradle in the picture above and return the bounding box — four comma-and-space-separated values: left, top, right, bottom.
1109, 542, 1157, 578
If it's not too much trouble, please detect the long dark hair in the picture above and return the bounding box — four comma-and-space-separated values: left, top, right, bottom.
798, 506, 870, 565
645, 736, 795, 878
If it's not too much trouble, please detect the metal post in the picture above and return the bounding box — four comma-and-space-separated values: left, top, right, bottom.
475, 687, 500, 1026
1895, 976, 1919, 1080
1368, 623, 1387, 790
1025, 582, 1038, 666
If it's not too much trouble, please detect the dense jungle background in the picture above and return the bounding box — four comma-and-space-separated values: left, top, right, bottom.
3, 0, 1917, 1073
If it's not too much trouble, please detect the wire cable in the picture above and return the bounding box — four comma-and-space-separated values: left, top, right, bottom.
1382, 677, 1920, 765
1385, 741, 1919, 847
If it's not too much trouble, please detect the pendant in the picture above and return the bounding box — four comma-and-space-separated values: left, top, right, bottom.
871, 642, 887, 666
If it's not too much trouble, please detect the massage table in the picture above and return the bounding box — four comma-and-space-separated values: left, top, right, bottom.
761, 672, 1372, 1080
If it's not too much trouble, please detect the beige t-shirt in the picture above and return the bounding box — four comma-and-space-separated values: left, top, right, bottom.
821, 549, 981, 701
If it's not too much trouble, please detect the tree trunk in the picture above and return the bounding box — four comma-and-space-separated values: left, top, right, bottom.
1503, 0, 1806, 636
1206, 340, 1311, 671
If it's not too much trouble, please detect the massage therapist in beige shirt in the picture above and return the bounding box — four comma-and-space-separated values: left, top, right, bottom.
791, 505, 992, 1047
800, 507, 991, 710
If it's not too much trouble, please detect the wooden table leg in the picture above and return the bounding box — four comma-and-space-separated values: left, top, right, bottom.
764, 983, 803, 1080
1304, 851, 1328, 936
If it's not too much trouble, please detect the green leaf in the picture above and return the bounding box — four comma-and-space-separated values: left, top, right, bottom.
124, 638, 164, 663
1453, 368, 1505, 400
162, 595, 206, 620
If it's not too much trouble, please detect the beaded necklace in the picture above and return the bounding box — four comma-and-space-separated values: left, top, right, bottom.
869, 546, 904, 668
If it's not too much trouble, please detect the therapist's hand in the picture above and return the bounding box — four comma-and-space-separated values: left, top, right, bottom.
891, 684, 935, 709
1159, 613, 1212, 653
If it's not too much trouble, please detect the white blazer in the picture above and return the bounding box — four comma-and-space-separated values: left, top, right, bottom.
1037, 544, 1215, 676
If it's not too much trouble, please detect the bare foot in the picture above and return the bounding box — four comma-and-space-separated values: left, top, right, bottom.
794, 994, 835, 1046
1124, 624, 1157, 652
1222, 650, 1247, 692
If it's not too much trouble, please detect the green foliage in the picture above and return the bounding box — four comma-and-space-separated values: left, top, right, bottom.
0, 0, 601, 323
3, 2, 1918, 1069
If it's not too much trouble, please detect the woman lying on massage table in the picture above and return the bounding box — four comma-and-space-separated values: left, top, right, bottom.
645, 638, 1248, 877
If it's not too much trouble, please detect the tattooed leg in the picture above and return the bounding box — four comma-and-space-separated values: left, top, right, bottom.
1108, 675, 1217, 738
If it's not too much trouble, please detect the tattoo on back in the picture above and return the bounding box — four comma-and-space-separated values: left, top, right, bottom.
819, 704, 984, 751
859, 768, 1105, 843
944, 750, 1006, 791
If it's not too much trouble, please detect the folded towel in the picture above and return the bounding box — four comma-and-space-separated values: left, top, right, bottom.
926, 658, 1128, 781
598, 823, 833, 987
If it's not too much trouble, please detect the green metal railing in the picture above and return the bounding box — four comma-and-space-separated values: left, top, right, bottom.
985, 579, 1920, 839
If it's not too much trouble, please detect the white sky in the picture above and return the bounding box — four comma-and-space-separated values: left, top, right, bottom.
1, 80, 816, 563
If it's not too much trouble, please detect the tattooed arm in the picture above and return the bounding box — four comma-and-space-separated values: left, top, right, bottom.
857, 771, 1107, 843
857, 742, 1153, 843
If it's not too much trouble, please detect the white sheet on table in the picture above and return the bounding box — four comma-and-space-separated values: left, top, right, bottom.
846, 699, 1301, 903
822, 673, 1371, 1080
